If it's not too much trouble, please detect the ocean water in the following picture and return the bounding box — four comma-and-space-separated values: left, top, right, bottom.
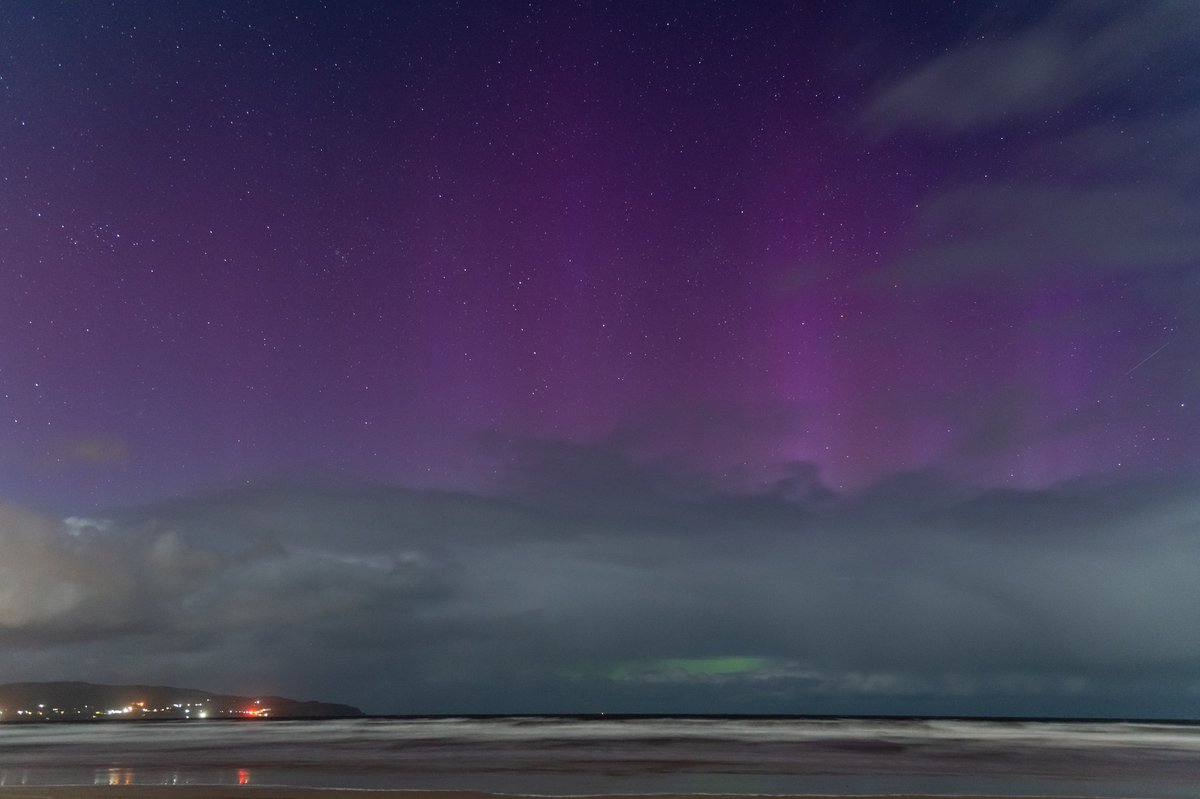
0, 716, 1198, 796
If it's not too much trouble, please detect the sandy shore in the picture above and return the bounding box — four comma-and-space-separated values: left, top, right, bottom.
0, 789, 1080, 799
0, 789, 1081, 799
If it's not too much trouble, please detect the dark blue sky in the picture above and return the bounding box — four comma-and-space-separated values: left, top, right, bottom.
1, 1, 1198, 716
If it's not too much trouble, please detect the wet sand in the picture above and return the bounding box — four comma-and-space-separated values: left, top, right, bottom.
0, 789, 1097, 799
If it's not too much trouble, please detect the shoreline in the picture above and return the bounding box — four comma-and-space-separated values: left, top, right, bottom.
0, 789, 1116, 799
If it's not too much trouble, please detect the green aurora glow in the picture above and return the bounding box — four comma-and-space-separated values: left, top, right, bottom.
569, 657, 772, 681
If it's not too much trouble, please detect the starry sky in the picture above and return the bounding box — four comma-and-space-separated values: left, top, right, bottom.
2, 1, 1200, 717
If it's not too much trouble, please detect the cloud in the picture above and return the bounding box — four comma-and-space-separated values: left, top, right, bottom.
52, 436, 132, 467
0, 442, 1198, 714
1020, 110, 1200, 186
0, 504, 219, 638
862, 1, 1200, 136
888, 180, 1200, 286
859, 6, 1200, 299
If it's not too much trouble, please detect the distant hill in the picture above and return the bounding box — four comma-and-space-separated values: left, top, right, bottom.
0, 681, 362, 721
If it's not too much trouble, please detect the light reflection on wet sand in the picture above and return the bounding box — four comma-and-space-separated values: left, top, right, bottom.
0, 717, 1196, 797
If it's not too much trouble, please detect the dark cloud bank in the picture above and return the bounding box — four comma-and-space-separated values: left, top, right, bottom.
1, 438, 1197, 718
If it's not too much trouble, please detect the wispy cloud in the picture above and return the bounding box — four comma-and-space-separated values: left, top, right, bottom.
860, 0, 1200, 332
54, 436, 132, 467
862, 2, 1200, 136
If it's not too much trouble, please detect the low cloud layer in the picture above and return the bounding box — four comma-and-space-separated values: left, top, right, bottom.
1, 440, 1197, 716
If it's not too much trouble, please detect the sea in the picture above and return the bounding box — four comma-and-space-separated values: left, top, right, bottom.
1, 716, 1198, 797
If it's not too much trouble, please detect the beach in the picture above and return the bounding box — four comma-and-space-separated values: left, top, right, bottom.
0, 791, 1075, 799
0, 717, 1195, 798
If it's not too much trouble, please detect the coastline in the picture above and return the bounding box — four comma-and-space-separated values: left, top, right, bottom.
0, 790, 1083, 799
2, 716, 1186, 799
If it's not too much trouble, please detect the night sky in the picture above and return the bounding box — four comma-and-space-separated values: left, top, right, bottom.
2, 1, 1199, 716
